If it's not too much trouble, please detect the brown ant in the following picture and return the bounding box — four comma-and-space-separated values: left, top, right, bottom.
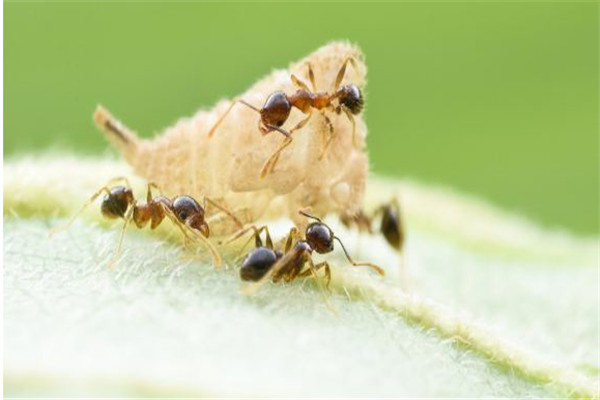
340, 198, 406, 286
229, 211, 384, 300
50, 178, 242, 267
207, 57, 364, 178
341, 199, 405, 253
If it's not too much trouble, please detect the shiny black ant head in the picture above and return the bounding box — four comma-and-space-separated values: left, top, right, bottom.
338, 84, 364, 115
240, 247, 283, 281
261, 91, 292, 127
101, 186, 134, 219
305, 222, 334, 254
171, 195, 209, 237
380, 205, 403, 250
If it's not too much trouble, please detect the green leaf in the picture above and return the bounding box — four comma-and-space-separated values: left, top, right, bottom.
4, 156, 599, 398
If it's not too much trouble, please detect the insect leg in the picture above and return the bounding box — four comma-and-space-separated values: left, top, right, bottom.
161, 203, 223, 267
305, 257, 337, 315
333, 57, 360, 92
299, 261, 332, 289
204, 197, 243, 230
318, 111, 336, 160
291, 74, 311, 91
307, 62, 317, 92
262, 111, 313, 176
342, 108, 358, 148
49, 177, 131, 237
107, 206, 134, 269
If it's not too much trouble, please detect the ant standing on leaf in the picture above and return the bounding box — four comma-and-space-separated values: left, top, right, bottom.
49, 178, 242, 267
340, 198, 407, 283
207, 57, 364, 178
228, 211, 384, 303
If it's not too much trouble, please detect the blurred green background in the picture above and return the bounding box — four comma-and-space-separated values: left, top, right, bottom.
4, 2, 598, 234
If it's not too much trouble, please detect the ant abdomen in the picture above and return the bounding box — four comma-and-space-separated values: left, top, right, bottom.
240, 247, 282, 281
380, 205, 403, 251
100, 186, 134, 219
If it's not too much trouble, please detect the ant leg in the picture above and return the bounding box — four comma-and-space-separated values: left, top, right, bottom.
242, 246, 301, 296
342, 108, 358, 148
107, 206, 134, 269
226, 225, 273, 264
259, 125, 292, 178
305, 258, 337, 315
307, 63, 317, 92
299, 261, 331, 289
333, 235, 385, 276
48, 177, 131, 237
207, 99, 261, 138
161, 204, 223, 267
241, 227, 300, 296
290, 74, 311, 91
145, 182, 164, 202
283, 227, 300, 252
263, 112, 314, 176
333, 57, 360, 92
204, 197, 243, 230
318, 112, 335, 160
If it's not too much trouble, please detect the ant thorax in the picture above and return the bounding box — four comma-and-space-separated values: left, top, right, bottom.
95, 42, 369, 235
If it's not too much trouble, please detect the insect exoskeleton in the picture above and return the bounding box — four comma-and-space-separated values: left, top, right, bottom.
49, 178, 243, 267
94, 41, 369, 235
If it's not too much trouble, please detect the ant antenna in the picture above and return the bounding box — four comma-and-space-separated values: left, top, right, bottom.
207, 99, 262, 138
299, 210, 322, 223
333, 236, 385, 276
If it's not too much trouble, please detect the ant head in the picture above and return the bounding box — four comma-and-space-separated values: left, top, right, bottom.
338, 84, 364, 115
380, 204, 402, 250
305, 222, 334, 254
171, 195, 208, 235
240, 247, 281, 281
261, 91, 292, 127
101, 186, 134, 219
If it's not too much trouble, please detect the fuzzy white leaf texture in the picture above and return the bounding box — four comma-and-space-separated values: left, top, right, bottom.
3, 156, 599, 398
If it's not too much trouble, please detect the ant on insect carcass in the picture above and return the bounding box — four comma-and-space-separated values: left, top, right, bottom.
208, 57, 364, 177
229, 211, 384, 302
50, 178, 242, 267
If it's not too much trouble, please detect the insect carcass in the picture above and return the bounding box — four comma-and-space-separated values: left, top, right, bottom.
94, 42, 369, 235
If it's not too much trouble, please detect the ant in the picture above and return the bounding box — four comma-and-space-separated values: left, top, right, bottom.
49, 178, 242, 267
229, 211, 384, 299
340, 199, 405, 253
340, 198, 407, 286
207, 57, 364, 178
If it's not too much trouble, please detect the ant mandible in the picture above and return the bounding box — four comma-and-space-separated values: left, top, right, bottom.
207, 57, 364, 178
50, 178, 242, 267
229, 210, 384, 298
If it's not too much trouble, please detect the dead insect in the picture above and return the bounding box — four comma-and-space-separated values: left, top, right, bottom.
94, 42, 369, 234
49, 178, 242, 267
207, 57, 363, 177
231, 211, 384, 299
